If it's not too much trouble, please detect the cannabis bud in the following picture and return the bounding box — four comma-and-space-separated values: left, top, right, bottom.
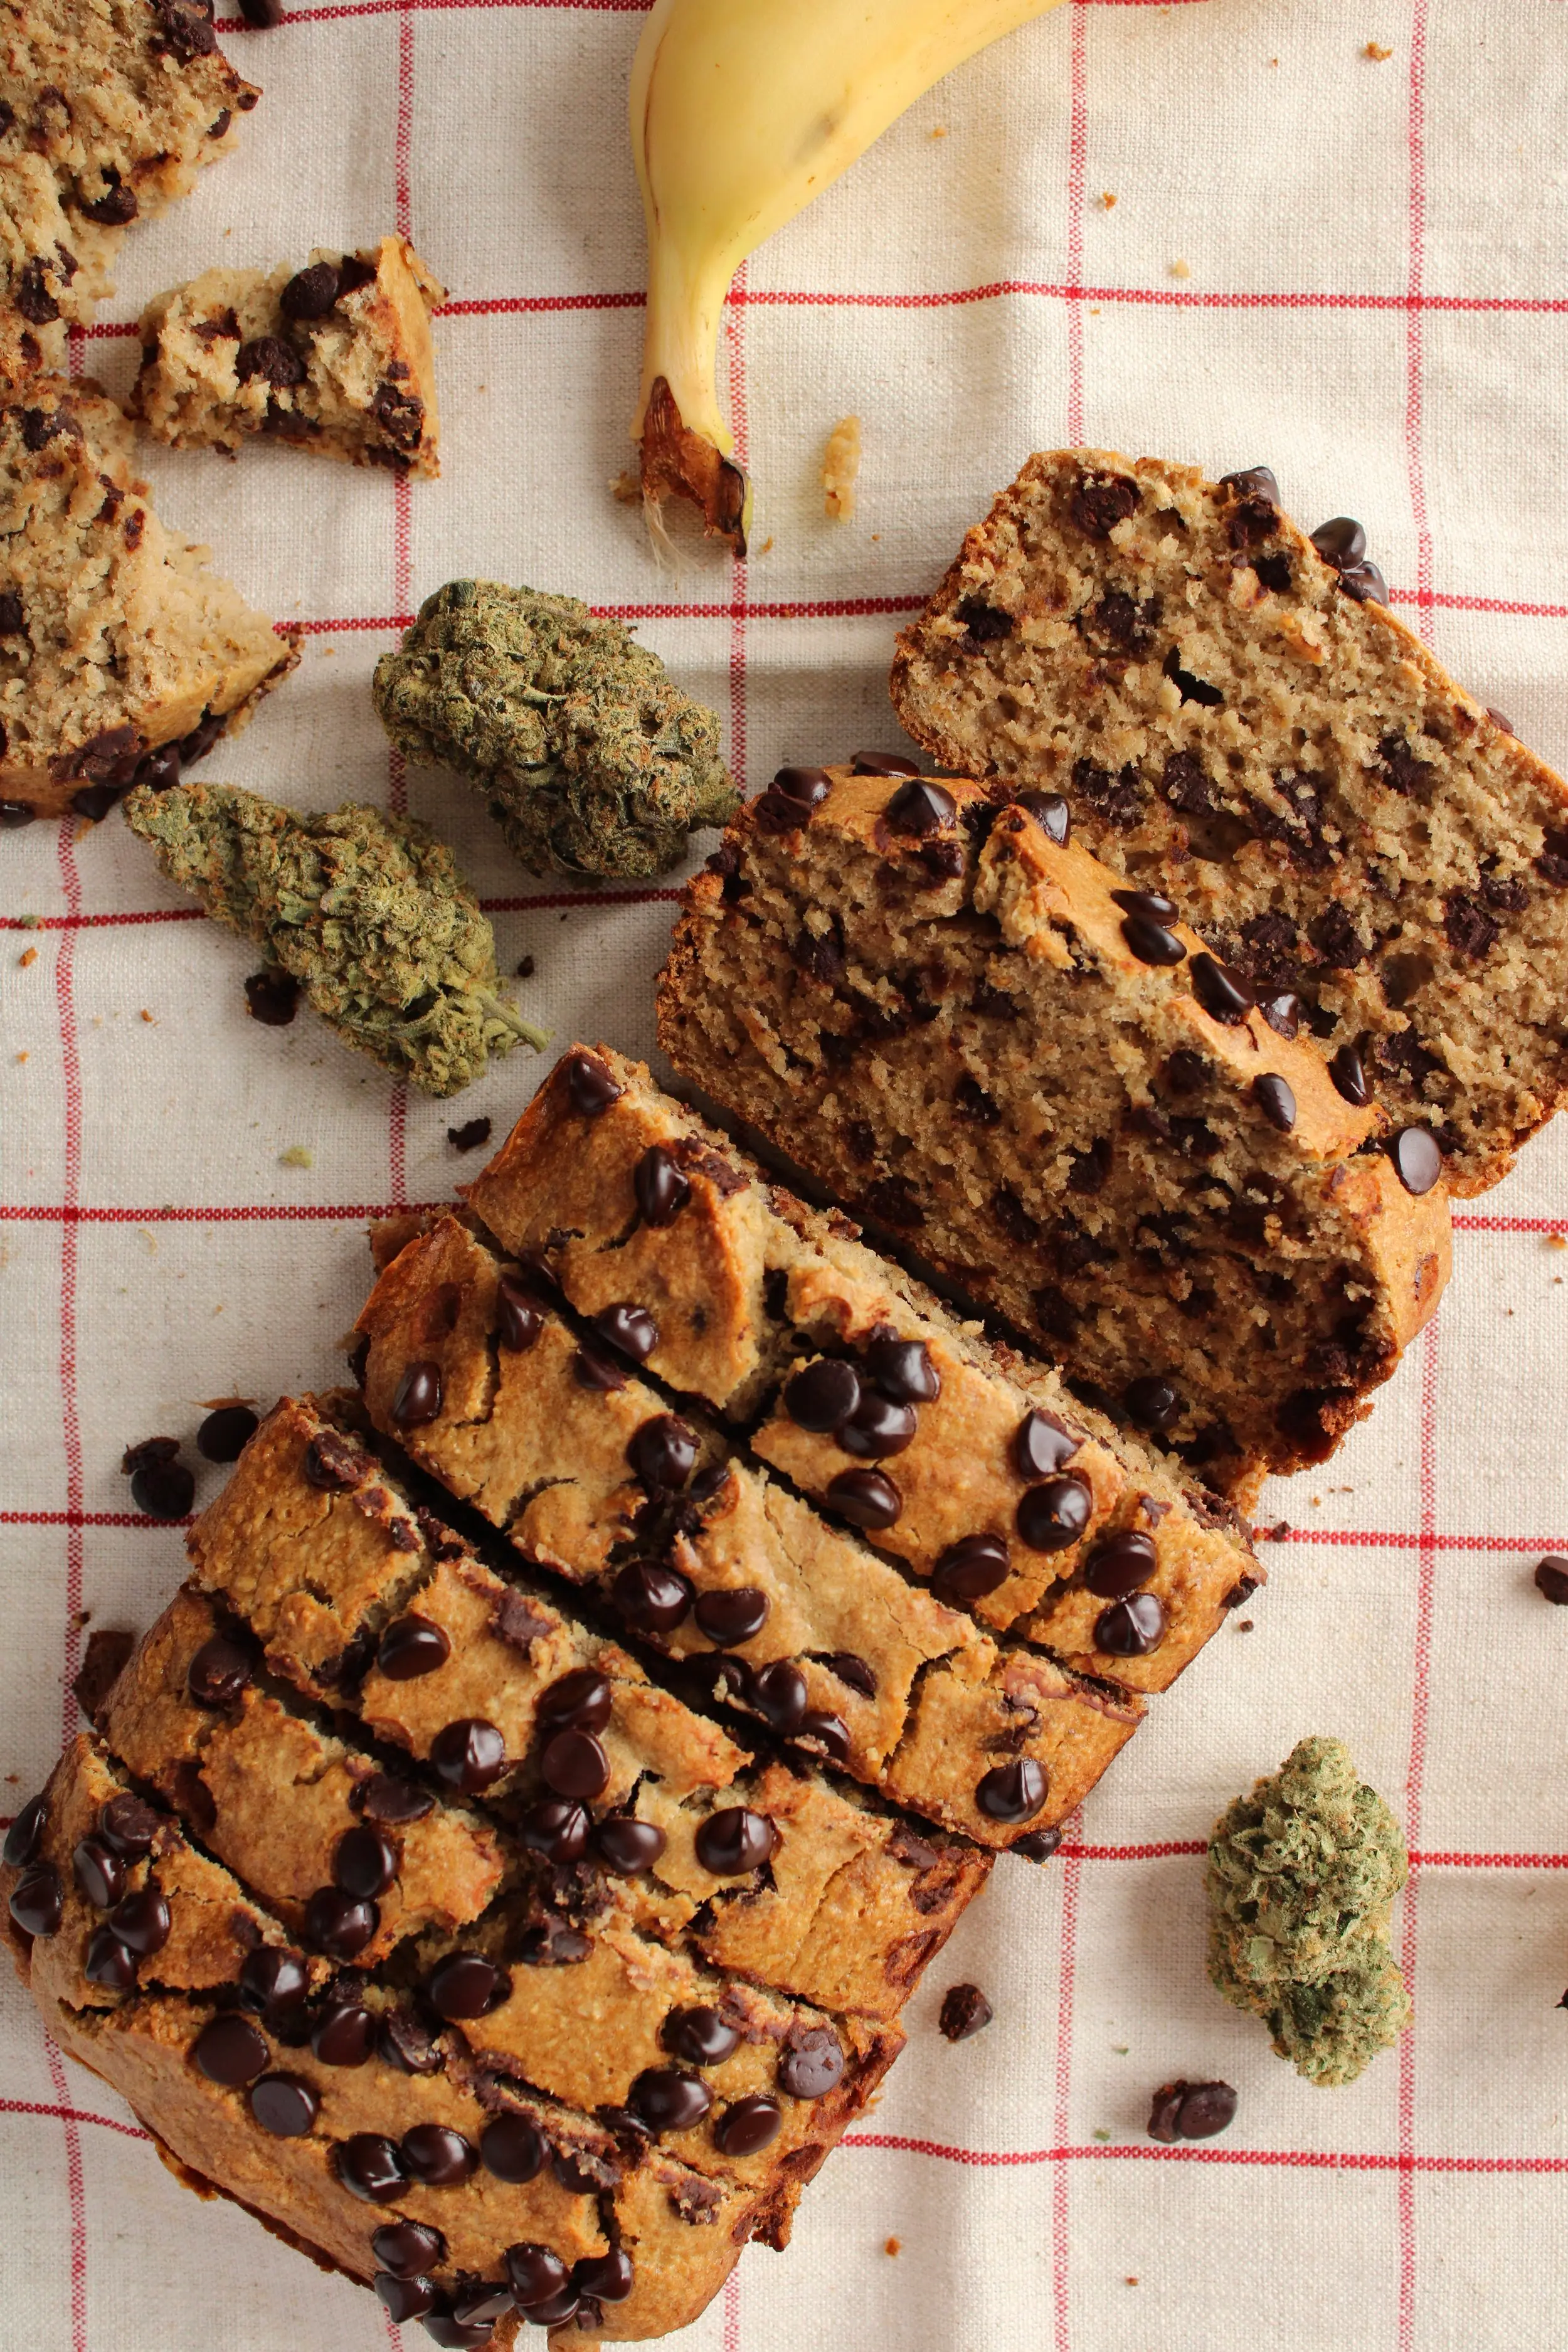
1205, 1735, 1411, 2087
370, 580, 740, 880
124, 780, 546, 1097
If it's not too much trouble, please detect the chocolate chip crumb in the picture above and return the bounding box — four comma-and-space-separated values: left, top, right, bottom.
1534, 1557, 1568, 1606
938, 1984, 993, 2042
447, 1116, 492, 1152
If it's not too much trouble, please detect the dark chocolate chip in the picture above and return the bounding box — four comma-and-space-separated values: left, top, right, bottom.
1254, 1074, 1296, 1131
753, 786, 815, 835
694, 1807, 776, 1875
516, 1919, 592, 1967
795, 1708, 851, 1764
575, 2249, 634, 2303
425, 2301, 507, 2347
933, 1533, 1012, 1602
1389, 1126, 1443, 1196
1110, 887, 1178, 923
193, 2014, 270, 2086
72, 1835, 125, 1909
359, 1772, 433, 1826
713, 2094, 781, 2156
750, 1660, 808, 1735
336, 2132, 407, 2203
479, 2116, 544, 2184
825, 1467, 901, 1529
1012, 1826, 1063, 1863
864, 1337, 940, 1404
517, 1799, 590, 1863
1148, 2078, 1237, 2141
564, 1051, 622, 1116
401, 2123, 479, 2186
250, 2073, 319, 2137
1338, 559, 1389, 605
838, 1390, 918, 1458
778, 2026, 845, 2099
819, 1651, 878, 1698
538, 1668, 613, 1735
1190, 952, 1254, 1025
447, 1116, 492, 1153
8, 1865, 63, 1938
1016, 791, 1071, 844
573, 1335, 629, 1391
238, 1947, 307, 2021
975, 1759, 1048, 1824
631, 2067, 712, 2132
1310, 517, 1367, 569
635, 1144, 692, 1229
130, 1454, 195, 1518
1083, 1530, 1158, 1599
886, 778, 958, 835
196, 1404, 258, 1461
540, 1729, 610, 1802
1125, 1376, 1181, 1433
378, 2009, 442, 2075
310, 1998, 376, 2067
694, 1587, 769, 1645
236, 0, 285, 23
84, 1925, 139, 1989
305, 1886, 379, 1960
785, 1358, 863, 1433
494, 1272, 544, 1354
1121, 913, 1186, 966
1534, 1557, 1568, 1605
374, 2275, 435, 2324
1220, 466, 1280, 505
122, 1434, 181, 1476
594, 1303, 659, 1363
279, 262, 341, 321
1015, 1475, 1093, 1554
1069, 473, 1140, 539
427, 1952, 508, 2021
430, 1718, 507, 1793
595, 1817, 667, 1874
938, 1984, 993, 2042
187, 1633, 253, 1709
665, 2005, 741, 2066
505, 2244, 569, 2307
1095, 1592, 1168, 1656
851, 750, 921, 778
302, 1429, 364, 1491
1013, 1409, 1081, 1479
3, 1796, 47, 1871
0, 801, 35, 829
628, 1412, 697, 1491
1260, 992, 1302, 1040
376, 1613, 452, 1680
391, 1359, 443, 1426
334, 1826, 397, 1900
775, 765, 833, 805
1330, 1044, 1370, 1106
611, 1558, 694, 1633
235, 334, 305, 388
177, 711, 226, 767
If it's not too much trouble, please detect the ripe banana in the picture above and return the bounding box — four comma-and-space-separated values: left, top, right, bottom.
630, 0, 1070, 556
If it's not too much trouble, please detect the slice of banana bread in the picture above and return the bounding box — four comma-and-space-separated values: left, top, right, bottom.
888, 448, 1568, 1196
1, 0, 260, 377
656, 776, 1449, 1493
130, 236, 445, 476
0, 375, 299, 822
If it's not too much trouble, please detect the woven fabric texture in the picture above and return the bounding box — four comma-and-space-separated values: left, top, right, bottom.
4, 2, 1567, 2346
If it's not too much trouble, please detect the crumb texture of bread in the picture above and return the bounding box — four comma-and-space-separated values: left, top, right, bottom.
655, 778, 1449, 1493
0, 375, 299, 818
888, 448, 1568, 1195
130, 236, 445, 476
0, 0, 259, 375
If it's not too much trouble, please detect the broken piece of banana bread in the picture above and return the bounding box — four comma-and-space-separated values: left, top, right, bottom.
889, 449, 1568, 1195
130, 236, 445, 476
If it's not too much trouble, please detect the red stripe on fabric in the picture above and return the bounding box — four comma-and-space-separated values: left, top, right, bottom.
1051, 1820, 1083, 2352
1399, 1303, 1440, 2351
43, 2042, 87, 2352
0, 1512, 194, 1530
1403, 2, 1434, 640
842, 2136, 1568, 2175
0, 1203, 445, 1224
1063, 1, 1088, 447
0, 2097, 149, 2143
1263, 1527, 1568, 1554
1059, 1841, 1568, 1870
53, 829, 85, 1743
721, 2266, 741, 2352
213, 0, 1201, 23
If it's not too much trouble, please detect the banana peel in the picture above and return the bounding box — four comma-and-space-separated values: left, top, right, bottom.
629, 0, 1074, 553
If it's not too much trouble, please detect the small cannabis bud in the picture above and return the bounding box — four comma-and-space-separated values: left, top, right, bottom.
371, 581, 740, 879
1205, 1735, 1411, 2087
124, 780, 546, 1097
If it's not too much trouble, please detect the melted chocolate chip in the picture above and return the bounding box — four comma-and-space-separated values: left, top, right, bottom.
1015, 1475, 1093, 1554
694, 1808, 776, 1875
1094, 1592, 1168, 1656
1013, 1409, 1081, 1480
1121, 913, 1187, 966
933, 1533, 1012, 1602
236, 334, 305, 389
430, 1718, 507, 1793
851, 751, 921, 778
611, 1558, 693, 1633
1220, 465, 1280, 505
1082, 1530, 1158, 1599
775, 765, 833, 804
574, 1336, 629, 1391
595, 1817, 667, 1874
938, 1983, 994, 2042
1012, 1825, 1064, 1863
784, 1358, 862, 1433
628, 1412, 697, 1491
302, 1429, 364, 1491
374, 2276, 435, 2324
594, 1303, 659, 1363
1389, 1126, 1443, 1195
187, 1633, 253, 1709
714, 2094, 781, 2156
359, 1773, 433, 1826
239, 1948, 308, 2022
479, 2116, 544, 2183
376, 1613, 452, 1680
975, 1759, 1049, 1824
427, 1952, 508, 2021
694, 1587, 769, 1645
825, 1467, 901, 1529
401, 2123, 479, 2186
1069, 472, 1140, 539
564, 1051, 623, 1116
1260, 992, 1302, 1040
379, 2009, 442, 2075
1328, 1044, 1370, 1106
250, 2074, 320, 2138
1190, 953, 1254, 1025
1339, 559, 1389, 605
886, 778, 957, 835
1310, 516, 1367, 569
279, 260, 342, 321
193, 2014, 270, 2087
778, 2026, 845, 2099
539, 1729, 610, 1801
635, 1145, 691, 1227
130, 1454, 195, 1518
97, 1793, 158, 1860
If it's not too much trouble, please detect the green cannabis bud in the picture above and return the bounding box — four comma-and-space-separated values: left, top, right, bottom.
124, 780, 546, 1097
370, 580, 740, 880
1205, 1735, 1411, 2087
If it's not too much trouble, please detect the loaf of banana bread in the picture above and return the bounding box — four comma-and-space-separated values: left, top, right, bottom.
888, 448, 1568, 1195
655, 775, 1449, 1493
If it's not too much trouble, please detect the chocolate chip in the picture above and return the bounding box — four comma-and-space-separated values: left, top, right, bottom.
838, 1390, 918, 1458
938, 1984, 993, 2042
473, 2116, 543, 2186
428, 1951, 508, 2020
187, 1633, 253, 1709
864, 1337, 940, 1404
851, 750, 921, 778
83, 1924, 138, 1989
359, 1772, 433, 1826
540, 1729, 610, 1801
1083, 1530, 1158, 1599
236, 961, 298, 1028
1094, 1592, 1168, 1656
430, 1718, 507, 1793
1389, 1126, 1443, 1196
310, 1998, 376, 2066
8, 1863, 63, 1938
573, 1335, 628, 1391
1325, 1044, 1369, 1107
1015, 1475, 1093, 1554
1338, 560, 1389, 605
336, 2132, 407, 2205
235, 334, 305, 388
825, 1467, 901, 1529
248, 2073, 319, 2139
1120, 913, 1187, 967
194, 1403, 258, 1463
775, 765, 833, 805
129, 1453, 195, 1518
1189, 952, 1254, 1025
1220, 465, 1280, 505
1015, 791, 1071, 844
517, 1798, 590, 1863
72, 1835, 125, 1910
1013, 1409, 1081, 1479
593, 1303, 659, 1364
0, 801, 34, 829
3, 1796, 46, 1871
933, 1533, 1012, 1602
1443, 890, 1500, 961
391, 1359, 443, 1426
193, 2014, 270, 2087
537, 1668, 612, 1737
662, 2005, 741, 2068
1012, 1826, 1063, 1863
694, 1806, 776, 1875
694, 1587, 769, 1645
975, 1759, 1048, 1823
505, 2245, 569, 2307
575, 2249, 634, 2303
1125, 1376, 1180, 1433
374, 2275, 435, 2324
97, 1799, 159, 1864
1069, 472, 1140, 539
1111, 887, 1177, 922
484, 1275, 540, 1359
1147, 2079, 1237, 2142
611, 1558, 693, 1633
713, 2094, 781, 2155
1253, 1074, 1296, 1132
517, 1918, 593, 1967
564, 1050, 622, 1116
886, 778, 958, 835
280, 261, 341, 322
401, 2123, 478, 2187
374, 2007, 440, 2077
334, 1826, 396, 1901
628, 1412, 697, 1491
595, 1817, 667, 1875
753, 786, 813, 834
1259, 992, 1302, 1040
635, 1145, 691, 1229
779, 2026, 845, 2099
375, 1614, 451, 1682
819, 1651, 878, 1698
631, 2067, 712, 2133
750, 1660, 808, 1735
238, 1947, 307, 2022
445, 1115, 491, 1155
1310, 516, 1367, 569
305, 1887, 379, 1960
1534, 1557, 1568, 1605
302, 1429, 364, 1491
783, 1358, 861, 1433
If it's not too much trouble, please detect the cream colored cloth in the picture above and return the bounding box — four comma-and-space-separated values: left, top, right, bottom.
3, 3, 1565, 2346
